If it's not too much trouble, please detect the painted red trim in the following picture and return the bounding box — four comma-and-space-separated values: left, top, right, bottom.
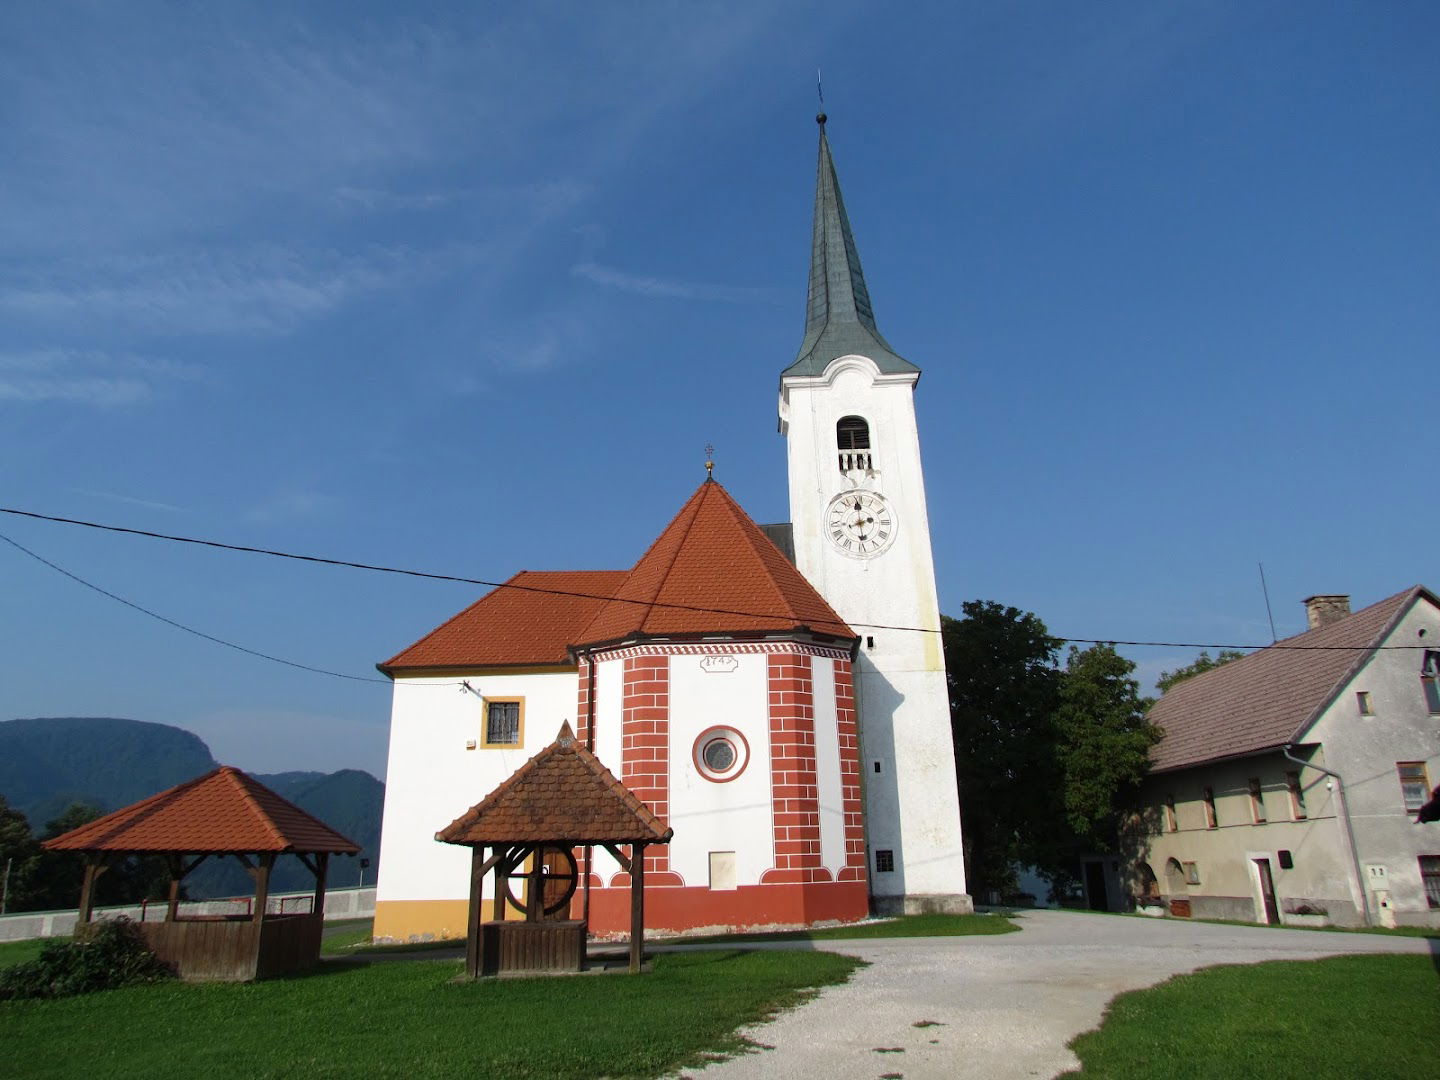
587, 879, 869, 935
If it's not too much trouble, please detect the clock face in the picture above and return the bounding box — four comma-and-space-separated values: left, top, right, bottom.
826, 490, 897, 558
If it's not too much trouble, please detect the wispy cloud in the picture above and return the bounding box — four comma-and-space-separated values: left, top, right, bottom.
0, 247, 414, 336
70, 489, 187, 514
571, 261, 777, 304
0, 349, 200, 407
245, 490, 342, 524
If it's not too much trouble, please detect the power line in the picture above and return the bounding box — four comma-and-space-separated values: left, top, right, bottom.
1, 504, 1430, 652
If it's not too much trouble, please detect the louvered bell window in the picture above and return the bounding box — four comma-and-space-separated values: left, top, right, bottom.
836, 415, 872, 474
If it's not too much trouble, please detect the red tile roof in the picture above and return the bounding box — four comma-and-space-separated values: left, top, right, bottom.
41, 766, 361, 855
381, 570, 629, 672
381, 482, 854, 673
437, 722, 673, 846
578, 480, 854, 644
1149, 585, 1432, 772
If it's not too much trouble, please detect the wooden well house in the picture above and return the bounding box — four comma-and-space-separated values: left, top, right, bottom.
43, 766, 359, 981
438, 721, 672, 977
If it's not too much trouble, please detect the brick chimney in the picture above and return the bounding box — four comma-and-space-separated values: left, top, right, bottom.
1303, 594, 1351, 630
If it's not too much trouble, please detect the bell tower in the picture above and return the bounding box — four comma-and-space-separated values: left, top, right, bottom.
778, 113, 970, 913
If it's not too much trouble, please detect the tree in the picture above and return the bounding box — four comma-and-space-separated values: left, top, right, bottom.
0, 796, 40, 914
1155, 649, 1244, 694
943, 601, 1063, 897
1052, 644, 1160, 849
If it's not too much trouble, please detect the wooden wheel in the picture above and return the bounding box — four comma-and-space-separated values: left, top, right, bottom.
502, 845, 579, 918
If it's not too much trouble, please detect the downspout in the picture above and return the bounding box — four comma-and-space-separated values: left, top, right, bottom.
1283, 744, 1371, 926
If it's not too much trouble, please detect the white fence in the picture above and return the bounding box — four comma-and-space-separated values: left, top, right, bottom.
0, 886, 376, 943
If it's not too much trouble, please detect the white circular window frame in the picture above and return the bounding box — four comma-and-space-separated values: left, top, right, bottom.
693, 726, 750, 784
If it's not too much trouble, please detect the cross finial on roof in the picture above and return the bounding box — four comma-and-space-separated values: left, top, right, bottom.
704, 443, 715, 478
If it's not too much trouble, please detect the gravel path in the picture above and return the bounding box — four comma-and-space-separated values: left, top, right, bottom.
672, 908, 1437, 1080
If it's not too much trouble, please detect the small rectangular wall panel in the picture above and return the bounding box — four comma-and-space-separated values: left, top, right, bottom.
709, 851, 738, 891
811, 655, 846, 875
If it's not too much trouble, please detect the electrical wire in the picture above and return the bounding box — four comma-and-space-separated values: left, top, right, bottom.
1, 504, 1431, 653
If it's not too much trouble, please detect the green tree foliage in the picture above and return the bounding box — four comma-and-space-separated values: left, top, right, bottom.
1052, 644, 1161, 848
0, 796, 41, 913
1154, 649, 1245, 694
943, 601, 1063, 896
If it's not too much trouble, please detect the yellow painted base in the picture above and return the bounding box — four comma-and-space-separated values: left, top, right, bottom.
372, 897, 533, 943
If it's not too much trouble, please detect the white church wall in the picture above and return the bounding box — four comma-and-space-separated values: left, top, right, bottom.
667, 652, 773, 887
811, 654, 846, 875
590, 657, 625, 882
376, 670, 579, 905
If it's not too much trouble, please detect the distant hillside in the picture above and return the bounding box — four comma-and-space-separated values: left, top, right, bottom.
0, 717, 382, 903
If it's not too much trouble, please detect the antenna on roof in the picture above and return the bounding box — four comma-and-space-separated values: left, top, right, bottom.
1258, 562, 1278, 643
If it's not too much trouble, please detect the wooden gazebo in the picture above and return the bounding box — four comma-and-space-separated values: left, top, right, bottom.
43, 765, 359, 981
438, 722, 672, 978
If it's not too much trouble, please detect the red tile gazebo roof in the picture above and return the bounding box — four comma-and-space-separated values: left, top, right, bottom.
42, 765, 361, 855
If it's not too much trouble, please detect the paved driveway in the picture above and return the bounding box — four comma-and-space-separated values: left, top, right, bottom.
672, 909, 1437, 1080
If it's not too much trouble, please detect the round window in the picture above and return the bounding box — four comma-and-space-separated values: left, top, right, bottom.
693, 726, 749, 782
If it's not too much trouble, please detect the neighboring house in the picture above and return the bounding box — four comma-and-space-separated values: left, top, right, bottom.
371, 115, 970, 942
1134, 587, 1440, 928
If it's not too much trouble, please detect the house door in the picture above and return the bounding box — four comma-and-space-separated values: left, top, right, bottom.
1253, 858, 1280, 924
1084, 860, 1109, 911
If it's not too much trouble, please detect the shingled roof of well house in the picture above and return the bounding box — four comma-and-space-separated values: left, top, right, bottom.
42, 766, 360, 855
578, 480, 855, 645
1148, 585, 1429, 773
437, 722, 672, 846
381, 570, 629, 672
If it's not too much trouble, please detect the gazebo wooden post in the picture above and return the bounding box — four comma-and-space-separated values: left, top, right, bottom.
494, 848, 509, 923
313, 852, 330, 917
465, 846, 486, 979
76, 856, 107, 925
526, 845, 543, 923
252, 853, 275, 923
629, 842, 646, 974
165, 855, 183, 922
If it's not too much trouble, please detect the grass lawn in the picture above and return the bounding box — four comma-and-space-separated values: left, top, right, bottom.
667, 912, 1018, 944
0, 948, 861, 1079
1067, 953, 1440, 1079
0, 938, 55, 969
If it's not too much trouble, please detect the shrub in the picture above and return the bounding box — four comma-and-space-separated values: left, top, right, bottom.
0, 918, 174, 1001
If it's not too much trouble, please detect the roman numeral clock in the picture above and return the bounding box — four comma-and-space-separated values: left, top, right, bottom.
826, 489, 895, 558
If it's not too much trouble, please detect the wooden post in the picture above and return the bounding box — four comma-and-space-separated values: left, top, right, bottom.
165, 855, 183, 922
526, 846, 543, 923
77, 858, 103, 924
629, 843, 646, 974
252, 854, 275, 923
313, 852, 330, 918
465, 846, 485, 979
494, 847, 509, 924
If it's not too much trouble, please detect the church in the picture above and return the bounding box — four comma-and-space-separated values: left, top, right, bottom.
372, 114, 970, 941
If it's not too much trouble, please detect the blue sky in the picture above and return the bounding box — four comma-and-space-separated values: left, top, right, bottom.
2, 2, 1436, 780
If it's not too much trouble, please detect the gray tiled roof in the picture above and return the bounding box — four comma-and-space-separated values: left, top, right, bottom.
783, 120, 917, 379
1148, 585, 1430, 772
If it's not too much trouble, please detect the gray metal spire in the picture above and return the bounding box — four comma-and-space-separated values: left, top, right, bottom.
784, 113, 916, 379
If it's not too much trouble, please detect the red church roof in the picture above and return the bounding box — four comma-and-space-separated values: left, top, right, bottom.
42, 766, 360, 855
382, 481, 855, 674
580, 480, 853, 644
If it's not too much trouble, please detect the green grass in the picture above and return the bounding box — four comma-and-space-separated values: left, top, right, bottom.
0, 938, 56, 969
1066, 953, 1440, 1078
666, 912, 1019, 944
0, 948, 862, 1079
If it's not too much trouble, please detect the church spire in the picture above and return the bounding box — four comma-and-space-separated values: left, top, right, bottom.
784, 113, 917, 379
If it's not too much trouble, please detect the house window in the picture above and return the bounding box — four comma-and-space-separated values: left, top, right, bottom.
1182, 861, 1201, 885
1286, 771, 1307, 820
1398, 762, 1430, 812
1420, 856, 1440, 910
1422, 650, 1440, 714
1248, 778, 1266, 824
1203, 787, 1217, 829
1164, 795, 1177, 833
1356, 691, 1373, 716
482, 698, 523, 747
836, 415, 872, 473
874, 849, 895, 873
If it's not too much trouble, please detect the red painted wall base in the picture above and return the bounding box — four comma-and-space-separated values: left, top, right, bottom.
584, 879, 870, 936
